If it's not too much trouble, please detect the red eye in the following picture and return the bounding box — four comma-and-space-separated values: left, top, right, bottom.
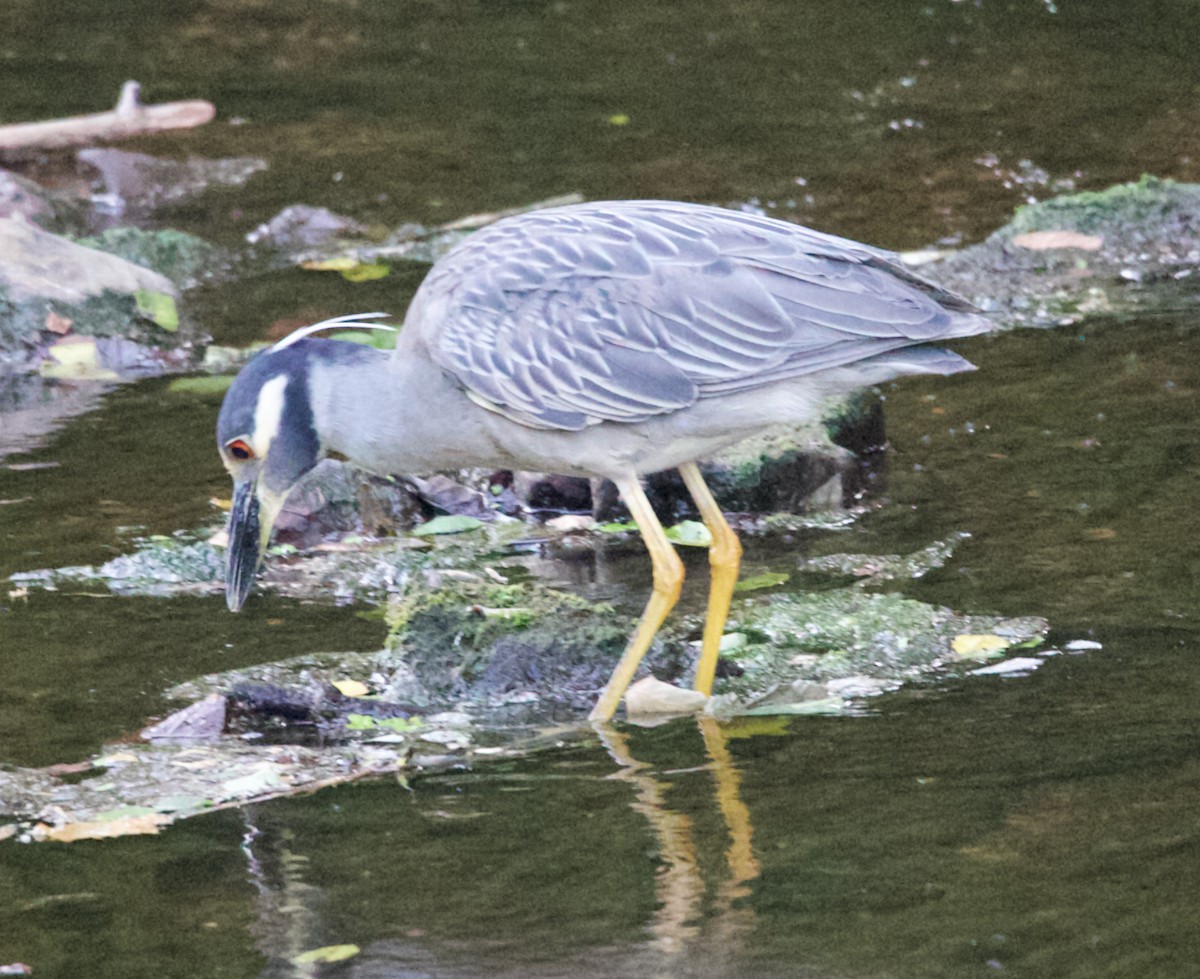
227, 439, 255, 461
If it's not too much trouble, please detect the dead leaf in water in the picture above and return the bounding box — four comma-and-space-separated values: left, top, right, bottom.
293, 945, 360, 965
951, 634, 1012, 660
41, 811, 171, 842
1084, 527, 1117, 540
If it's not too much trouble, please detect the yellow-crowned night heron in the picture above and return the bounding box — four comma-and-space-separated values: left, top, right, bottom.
217, 200, 988, 720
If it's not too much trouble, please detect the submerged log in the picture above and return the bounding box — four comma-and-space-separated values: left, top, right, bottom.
0, 81, 215, 156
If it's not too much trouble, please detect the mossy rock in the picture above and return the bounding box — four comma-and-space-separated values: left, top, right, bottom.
385, 578, 677, 708
933, 175, 1200, 324
1003, 175, 1200, 239
77, 227, 224, 288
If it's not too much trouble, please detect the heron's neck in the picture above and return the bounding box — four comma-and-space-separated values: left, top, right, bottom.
307, 345, 497, 476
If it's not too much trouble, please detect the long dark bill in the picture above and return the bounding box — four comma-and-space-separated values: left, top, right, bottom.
225, 478, 262, 612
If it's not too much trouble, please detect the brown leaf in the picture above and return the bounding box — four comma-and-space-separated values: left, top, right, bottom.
1012, 230, 1103, 251
45, 310, 73, 334
43, 813, 171, 842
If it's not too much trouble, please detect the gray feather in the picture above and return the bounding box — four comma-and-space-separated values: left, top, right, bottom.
403, 200, 989, 431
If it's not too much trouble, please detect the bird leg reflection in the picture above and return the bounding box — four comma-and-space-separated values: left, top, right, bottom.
597, 718, 760, 959
698, 716, 761, 896
589, 475, 685, 721
599, 723, 704, 953
678, 462, 743, 696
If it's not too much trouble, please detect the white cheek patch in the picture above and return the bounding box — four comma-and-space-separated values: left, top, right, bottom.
252, 373, 289, 456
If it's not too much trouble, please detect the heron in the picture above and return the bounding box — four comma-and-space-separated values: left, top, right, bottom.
216, 200, 988, 721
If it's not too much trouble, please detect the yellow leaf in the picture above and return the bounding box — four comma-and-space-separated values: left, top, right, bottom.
332, 679, 370, 697
40, 336, 120, 381
293, 945, 360, 965
301, 256, 359, 271
341, 262, 390, 283
607, 113, 630, 126
951, 634, 1012, 660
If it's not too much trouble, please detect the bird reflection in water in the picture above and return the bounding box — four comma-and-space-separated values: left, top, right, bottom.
597, 717, 761, 960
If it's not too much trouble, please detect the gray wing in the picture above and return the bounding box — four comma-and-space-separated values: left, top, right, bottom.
406, 200, 988, 431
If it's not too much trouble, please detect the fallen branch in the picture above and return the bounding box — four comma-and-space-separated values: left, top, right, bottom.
0, 81, 215, 156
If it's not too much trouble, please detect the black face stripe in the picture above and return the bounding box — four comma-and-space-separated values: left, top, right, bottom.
217, 337, 380, 485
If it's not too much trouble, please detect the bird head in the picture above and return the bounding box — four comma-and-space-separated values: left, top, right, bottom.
217, 342, 323, 611
216, 314, 396, 611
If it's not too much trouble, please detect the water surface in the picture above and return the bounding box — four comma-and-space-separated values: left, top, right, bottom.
2, 1, 1200, 976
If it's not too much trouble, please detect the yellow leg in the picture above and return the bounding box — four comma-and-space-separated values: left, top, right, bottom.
589, 475, 685, 722
678, 462, 742, 696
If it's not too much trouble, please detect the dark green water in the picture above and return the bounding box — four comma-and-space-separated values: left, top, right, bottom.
3, 1, 1200, 976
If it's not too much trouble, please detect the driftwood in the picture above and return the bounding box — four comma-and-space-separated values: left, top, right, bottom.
0, 81, 215, 156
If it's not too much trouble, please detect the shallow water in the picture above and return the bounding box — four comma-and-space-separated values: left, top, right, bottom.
3, 1, 1200, 976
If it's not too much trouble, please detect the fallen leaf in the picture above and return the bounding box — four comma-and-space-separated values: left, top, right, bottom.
346, 713, 423, 733
1084, 527, 1117, 540
135, 290, 180, 332
40, 336, 120, 381
411, 514, 484, 537
951, 633, 1012, 660
293, 945, 360, 965
1012, 230, 1103, 251
595, 520, 636, 534
332, 679, 370, 697
340, 262, 389, 283
300, 256, 358, 271
735, 572, 790, 592
44, 812, 171, 842
665, 520, 712, 547
45, 310, 73, 334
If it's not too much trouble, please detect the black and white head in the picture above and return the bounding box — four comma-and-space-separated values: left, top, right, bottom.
216, 314, 394, 611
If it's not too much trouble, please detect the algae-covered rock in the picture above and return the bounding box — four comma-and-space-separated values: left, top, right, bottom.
383, 577, 657, 710
706, 589, 1048, 716
934, 175, 1200, 325
0, 217, 200, 370
78, 226, 224, 288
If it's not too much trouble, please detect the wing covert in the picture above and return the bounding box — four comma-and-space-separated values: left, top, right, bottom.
403, 201, 986, 431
